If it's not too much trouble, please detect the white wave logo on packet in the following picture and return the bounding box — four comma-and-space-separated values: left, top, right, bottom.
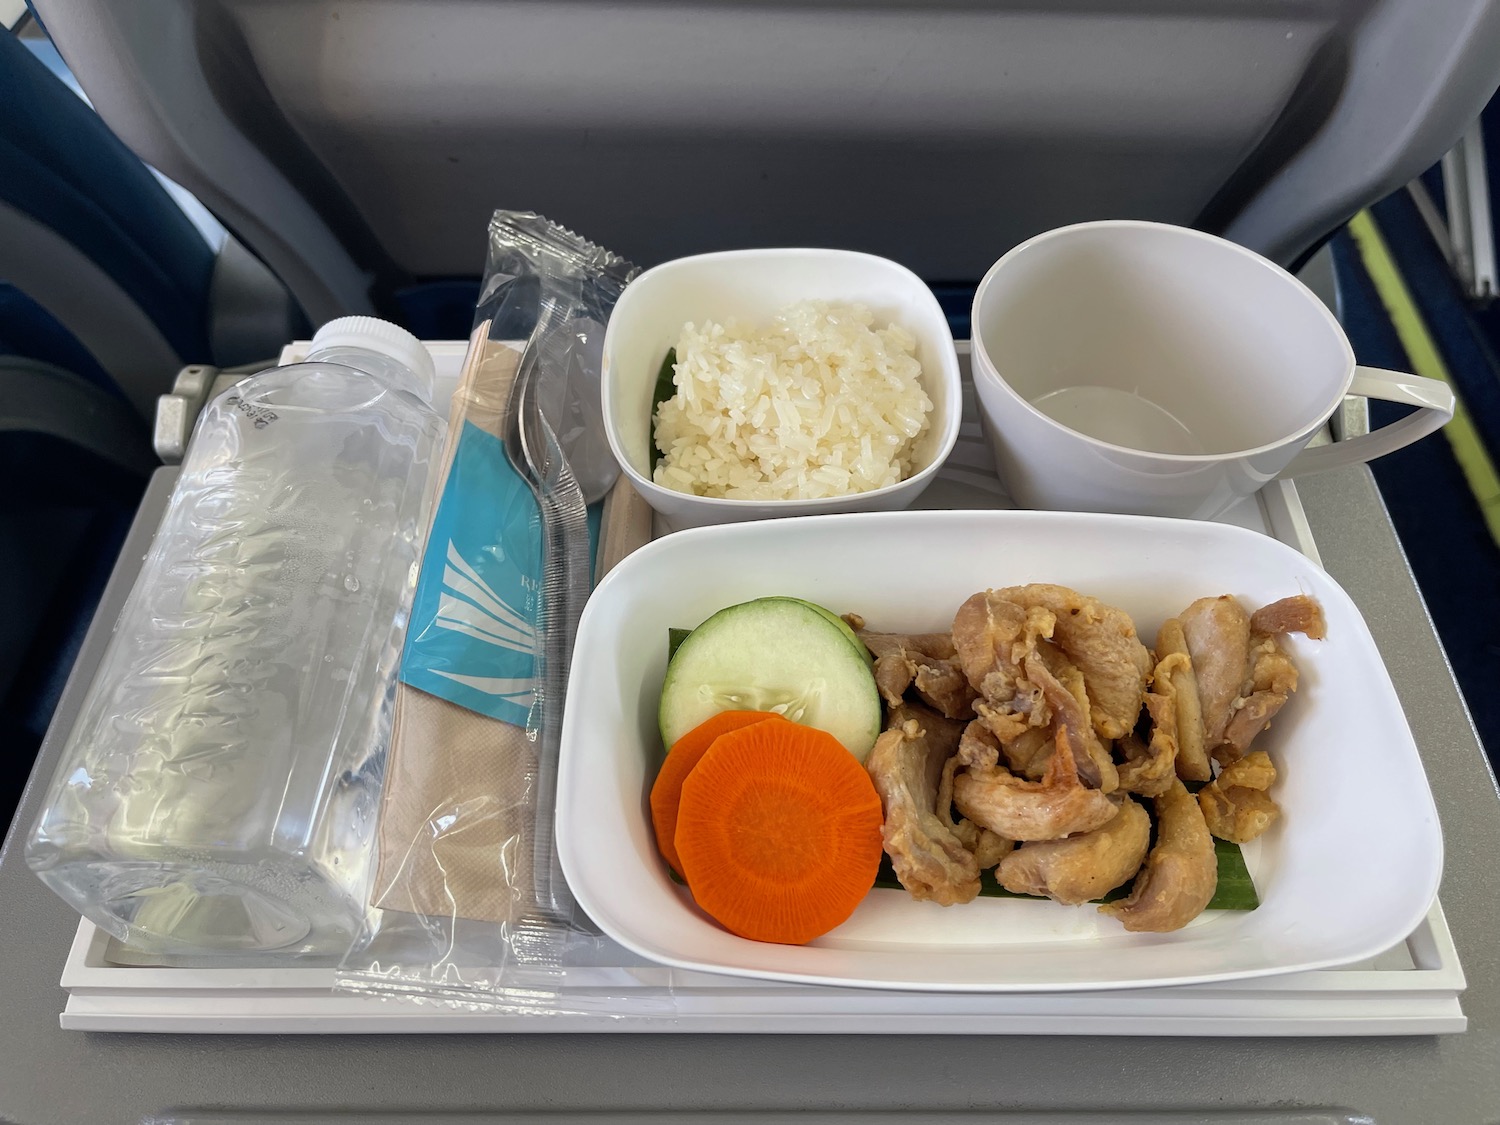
428, 541, 537, 710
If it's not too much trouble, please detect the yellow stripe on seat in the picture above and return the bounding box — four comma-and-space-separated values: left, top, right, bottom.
1347, 209, 1500, 547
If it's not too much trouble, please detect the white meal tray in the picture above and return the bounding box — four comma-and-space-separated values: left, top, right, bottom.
56, 342, 1467, 1034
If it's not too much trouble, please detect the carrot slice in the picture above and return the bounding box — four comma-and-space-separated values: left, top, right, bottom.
674, 720, 885, 945
650, 710, 786, 878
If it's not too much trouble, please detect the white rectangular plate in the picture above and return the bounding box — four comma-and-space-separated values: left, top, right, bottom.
557, 508, 1444, 992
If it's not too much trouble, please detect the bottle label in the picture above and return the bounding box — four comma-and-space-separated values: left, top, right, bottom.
223, 393, 280, 429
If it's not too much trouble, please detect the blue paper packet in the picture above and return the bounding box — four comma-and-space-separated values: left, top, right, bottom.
399, 418, 602, 726
399, 420, 541, 727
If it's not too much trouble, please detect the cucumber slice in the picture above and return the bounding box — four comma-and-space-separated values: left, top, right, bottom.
668, 599, 866, 666
659, 598, 882, 761
764, 597, 869, 662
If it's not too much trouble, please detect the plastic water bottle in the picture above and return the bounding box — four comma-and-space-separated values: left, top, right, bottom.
26, 317, 445, 957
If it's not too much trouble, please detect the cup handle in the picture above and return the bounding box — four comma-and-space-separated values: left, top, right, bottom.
1275, 366, 1455, 479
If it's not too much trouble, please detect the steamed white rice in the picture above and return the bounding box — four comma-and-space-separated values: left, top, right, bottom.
651, 301, 932, 500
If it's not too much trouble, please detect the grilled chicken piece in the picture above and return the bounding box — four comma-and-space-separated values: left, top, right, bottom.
953, 589, 1117, 792
911, 660, 976, 720
951, 592, 1057, 736
937, 753, 1015, 870
1116, 667, 1184, 796
1177, 593, 1325, 764
1251, 594, 1327, 640
1199, 749, 1281, 843
863, 632, 957, 662
1024, 648, 1119, 792
997, 797, 1151, 905
866, 707, 979, 905
1177, 595, 1252, 748
957, 717, 1002, 769
952, 724, 1120, 841
885, 701, 967, 747
1217, 632, 1300, 764
1098, 778, 1217, 932
860, 632, 977, 720
994, 584, 1152, 741
950, 720, 1045, 861
1000, 727, 1052, 780
1154, 620, 1211, 782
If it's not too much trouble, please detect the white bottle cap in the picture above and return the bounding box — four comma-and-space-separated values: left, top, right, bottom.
308, 316, 436, 400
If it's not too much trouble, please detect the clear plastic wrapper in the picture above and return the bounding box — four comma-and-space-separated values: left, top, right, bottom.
335, 213, 669, 1013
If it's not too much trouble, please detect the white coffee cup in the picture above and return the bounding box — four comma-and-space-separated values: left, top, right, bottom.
969, 220, 1455, 518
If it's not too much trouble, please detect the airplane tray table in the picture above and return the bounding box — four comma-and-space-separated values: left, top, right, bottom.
49, 343, 1465, 1036
1, 346, 1498, 1122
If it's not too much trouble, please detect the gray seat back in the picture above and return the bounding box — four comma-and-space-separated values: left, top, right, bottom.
34, 0, 1500, 322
